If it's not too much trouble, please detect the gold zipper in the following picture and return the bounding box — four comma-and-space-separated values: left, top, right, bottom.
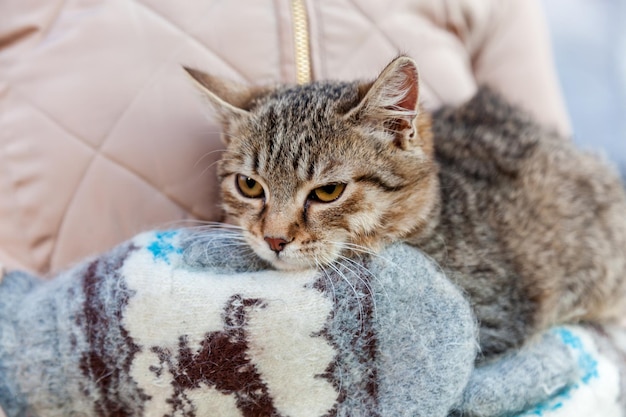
290, 0, 312, 84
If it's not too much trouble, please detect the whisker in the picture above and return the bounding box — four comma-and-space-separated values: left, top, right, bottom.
193, 148, 227, 169
184, 222, 246, 232
158, 219, 238, 229
198, 158, 241, 178
326, 241, 394, 270
176, 223, 252, 254
321, 255, 365, 331
333, 254, 387, 315
315, 257, 338, 305
330, 240, 414, 275
329, 241, 378, 256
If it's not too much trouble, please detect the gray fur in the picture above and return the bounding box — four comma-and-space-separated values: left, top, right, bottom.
414, 89, 626, 356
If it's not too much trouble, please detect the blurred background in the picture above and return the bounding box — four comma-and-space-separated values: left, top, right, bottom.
542, 0, 626, 178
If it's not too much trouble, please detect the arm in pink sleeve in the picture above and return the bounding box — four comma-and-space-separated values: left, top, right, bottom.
470, 0, 571, 136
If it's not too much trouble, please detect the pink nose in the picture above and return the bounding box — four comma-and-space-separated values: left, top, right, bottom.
264, 236, 290, 253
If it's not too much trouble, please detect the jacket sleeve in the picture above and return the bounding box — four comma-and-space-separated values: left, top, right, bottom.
468, 0, 572, 136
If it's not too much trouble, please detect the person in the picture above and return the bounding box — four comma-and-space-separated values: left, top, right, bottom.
0, 0, 569, 276
0, 2, 601, 416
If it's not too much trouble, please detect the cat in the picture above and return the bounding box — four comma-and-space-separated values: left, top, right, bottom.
184, 56, 626, 357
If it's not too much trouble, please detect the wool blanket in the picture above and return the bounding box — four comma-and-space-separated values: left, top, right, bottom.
1, 229, 625, 416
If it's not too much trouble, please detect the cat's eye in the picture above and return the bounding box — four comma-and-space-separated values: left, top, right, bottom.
310, 183, 346, 203
236, 175, 264, 198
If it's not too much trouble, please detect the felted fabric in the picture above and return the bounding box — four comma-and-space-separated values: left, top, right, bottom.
2, 229, 626, 416
459, 326, 626, 417
0, 229, 476, 416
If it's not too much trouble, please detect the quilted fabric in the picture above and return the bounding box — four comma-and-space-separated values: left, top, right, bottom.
0, 0, 570, 274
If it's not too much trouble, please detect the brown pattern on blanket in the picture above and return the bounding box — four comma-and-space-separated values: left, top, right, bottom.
313, 263, 380, 416
150, 296, 279, 416
75, 243, 150, 414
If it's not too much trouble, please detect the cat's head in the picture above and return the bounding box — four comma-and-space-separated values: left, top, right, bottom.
186, 56, 438, 270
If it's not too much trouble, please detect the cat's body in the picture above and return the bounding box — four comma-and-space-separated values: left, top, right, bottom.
413, 90, 626, 355
186, 57, 626, 357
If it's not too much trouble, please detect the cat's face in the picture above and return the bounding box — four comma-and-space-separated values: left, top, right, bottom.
186, 56, 438, 270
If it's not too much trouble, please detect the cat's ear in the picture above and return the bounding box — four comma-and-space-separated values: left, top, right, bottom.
184, 67, 266, 142
346, 56, 421, 149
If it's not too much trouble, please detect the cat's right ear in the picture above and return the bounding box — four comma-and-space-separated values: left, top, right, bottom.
183, 67, 261, 143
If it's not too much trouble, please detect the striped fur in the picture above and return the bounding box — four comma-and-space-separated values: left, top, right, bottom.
188, 57, 437, 271
189, 56, 626, 357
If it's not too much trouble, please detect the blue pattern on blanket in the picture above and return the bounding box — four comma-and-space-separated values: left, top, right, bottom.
147, 230, 182, 264
519, 327, 599, 416
556, 327, 599, 384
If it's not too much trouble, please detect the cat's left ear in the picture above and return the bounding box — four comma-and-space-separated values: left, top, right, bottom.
345, 56, 421, 149
184, 67, 267, 142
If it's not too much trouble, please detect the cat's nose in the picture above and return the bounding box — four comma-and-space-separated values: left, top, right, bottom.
264, 236, 290, 253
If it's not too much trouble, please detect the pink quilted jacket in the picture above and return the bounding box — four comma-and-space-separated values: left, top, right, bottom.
0, 0, 569, 275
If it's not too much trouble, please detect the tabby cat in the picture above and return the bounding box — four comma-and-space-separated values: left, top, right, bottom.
185, 56, 626, 357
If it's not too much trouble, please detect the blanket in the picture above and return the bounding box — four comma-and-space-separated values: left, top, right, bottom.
1, 228, 625, 416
